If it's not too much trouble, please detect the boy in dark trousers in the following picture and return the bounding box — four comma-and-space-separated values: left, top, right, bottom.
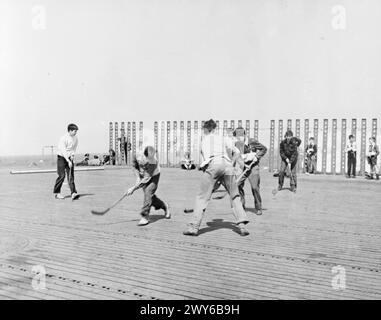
127, 146, 170, 226
278, 130, 302, 193
53, 123, 79, 200
346, 135, 357, 178
233, 127, 267, 215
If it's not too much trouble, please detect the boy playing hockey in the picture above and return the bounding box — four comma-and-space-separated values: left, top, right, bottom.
278, 130, 302, 193
233, 127, 267, 215
127, 146, 170, 226
53, 123, 79, 200
183, 119, 249, 237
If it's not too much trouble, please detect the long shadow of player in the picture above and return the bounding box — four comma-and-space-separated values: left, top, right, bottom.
198, 219, 242, 236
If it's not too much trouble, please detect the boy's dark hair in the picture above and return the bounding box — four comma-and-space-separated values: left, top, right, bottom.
67, 123, 79, 132
203, 119, 217, 132
349, 134, 354, 139
144, 146, 156, 158
370, 136, 376, 142
233, 127, 246, 137
285, 130, 293, 138
309, 137, 314, 140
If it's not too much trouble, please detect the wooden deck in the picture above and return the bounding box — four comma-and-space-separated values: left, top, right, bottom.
0, 167, 380, 300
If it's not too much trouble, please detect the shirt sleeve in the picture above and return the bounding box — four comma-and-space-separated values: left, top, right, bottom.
58, 136, 69, 160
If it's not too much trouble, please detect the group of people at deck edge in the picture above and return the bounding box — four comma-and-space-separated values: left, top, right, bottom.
53, 120, 380, 237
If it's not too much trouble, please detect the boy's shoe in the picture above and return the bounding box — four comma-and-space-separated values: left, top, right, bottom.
71, 193, 79, 200
290, 187, 297, 193
278, 186, 282, 191
183, 228, 198, 236
138, 217, 150, 226
238, 225, 250, 236
55, 193, 65, 200
346, 175, 350, 178
255, 208, 263, 216
163, 202, 171, 219
376, 174, 380, 180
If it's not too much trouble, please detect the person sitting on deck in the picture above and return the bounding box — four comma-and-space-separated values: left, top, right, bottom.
76, 153, 90, 166
180, 152, 196, 170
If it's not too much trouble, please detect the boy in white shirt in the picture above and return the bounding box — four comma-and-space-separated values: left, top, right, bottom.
53, 124, 79, 200
183, 119, 249, 237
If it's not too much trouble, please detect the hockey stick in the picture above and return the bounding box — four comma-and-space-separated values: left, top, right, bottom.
91, 191, 129, 215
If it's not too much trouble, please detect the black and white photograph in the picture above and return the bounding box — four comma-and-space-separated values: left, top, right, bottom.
0, 0, 380, 304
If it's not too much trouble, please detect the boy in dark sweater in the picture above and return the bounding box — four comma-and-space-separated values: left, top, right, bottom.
233, 127, 267, 215
278, 130, 302, 193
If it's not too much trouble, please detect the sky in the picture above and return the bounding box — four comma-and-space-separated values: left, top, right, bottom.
0, 0, 381, 156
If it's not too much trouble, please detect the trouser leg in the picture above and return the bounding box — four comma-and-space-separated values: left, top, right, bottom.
53, 156, 66, 194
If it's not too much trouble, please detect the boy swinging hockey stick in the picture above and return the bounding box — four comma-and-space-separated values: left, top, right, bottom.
127, 146, 170, 226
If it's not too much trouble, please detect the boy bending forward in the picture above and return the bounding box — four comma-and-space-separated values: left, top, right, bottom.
127, 146, 170, 226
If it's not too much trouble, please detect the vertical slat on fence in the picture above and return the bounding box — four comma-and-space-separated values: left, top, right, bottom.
238, 120, 242, 128
160, 121, 165, 165
187, 121, 191, 154
223, 120, 228, 136
295, 119, 301, 138
360, 119, 367, 175
216, 120, 219, 135
138, 122, 143, 153
114, 122, 119, 165
109, 122, 113, 153
254, 120, 259, 141
173, 121, 177, 166
194, 121, 199, 164
322, 119, 328, 174
180, 121, 184, 158
132, 122, 136, 161
351, 118, 357, 138
120, 122, 125, 164
167, 121, 171, 167
287, 119, 292, 131
340, 119, 347, 174
269, 120, 275, 172
245, 120, 250, 139
126, 122, 131, 165
331, 119, 337, 174
230, 120, 235, 130
277, 120, 283, 170
295, 119, 301, 172
372, 118, 377, 140
154, 122, 158, 156
303, 119, 309, 173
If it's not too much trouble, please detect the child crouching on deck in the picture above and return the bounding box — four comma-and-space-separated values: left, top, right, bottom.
127, 146, 170, 226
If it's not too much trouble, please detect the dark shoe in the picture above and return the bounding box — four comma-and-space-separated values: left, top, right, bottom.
290, 187, 297, 193
278, 186, 282, 191
376, 174, 380, 180
183, 229, 198, 236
